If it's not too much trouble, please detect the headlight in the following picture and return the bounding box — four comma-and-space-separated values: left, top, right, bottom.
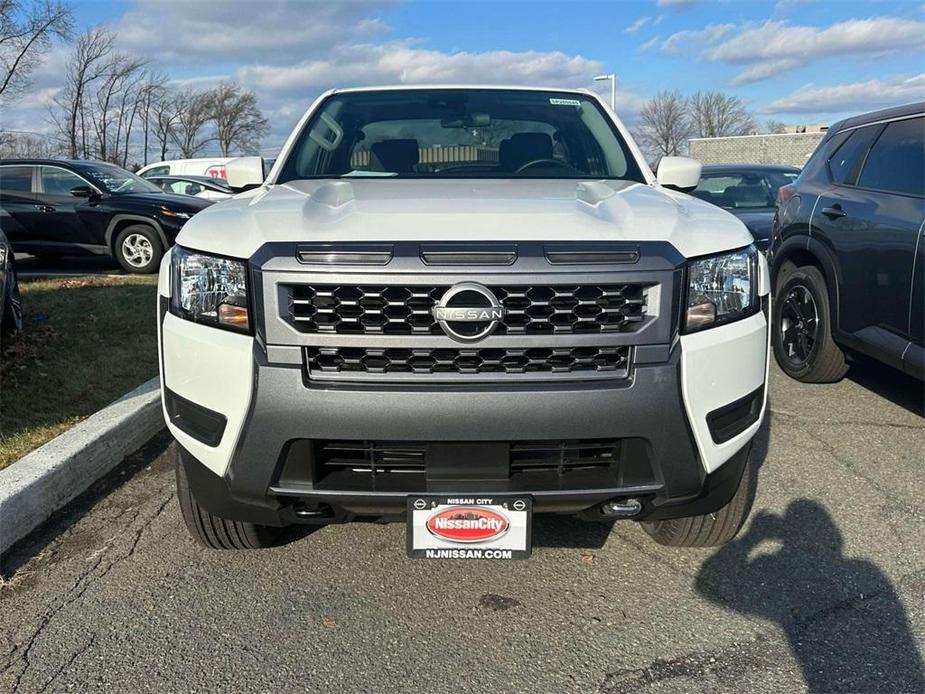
160, 206, 192, 220
684, 246, 758, 332
170, 247, 250, 333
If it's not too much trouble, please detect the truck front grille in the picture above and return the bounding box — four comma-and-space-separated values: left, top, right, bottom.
286, 284, 646, 335
304, 345, 630, 378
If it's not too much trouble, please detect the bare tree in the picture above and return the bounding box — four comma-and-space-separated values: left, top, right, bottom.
50, 25, 114, 158
637, 91, 691, 159
170, 87, 214, 158
88, 51, 146, 162
136, 73, 166, 165
764, 119, 788, 134
0, 0, 73, 104
149, 86, 178, 161
209, 80, 268, 156
0, 129, 59, 157
113, 66, 146, 167
689, 91, 756, 138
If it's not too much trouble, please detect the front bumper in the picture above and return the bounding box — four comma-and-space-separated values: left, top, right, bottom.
173, 344, 757, 526
158, 244, 769, 526
160, 317, 767, 526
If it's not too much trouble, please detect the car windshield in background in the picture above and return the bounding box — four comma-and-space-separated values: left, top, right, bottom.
277, 89, 645, 182
692, 170, 799, 209
79, 164, 163, 195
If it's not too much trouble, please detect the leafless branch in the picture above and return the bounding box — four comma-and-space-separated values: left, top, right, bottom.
0, 0, 73, 103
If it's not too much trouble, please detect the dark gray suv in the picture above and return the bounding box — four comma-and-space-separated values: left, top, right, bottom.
769, 102, 924, 382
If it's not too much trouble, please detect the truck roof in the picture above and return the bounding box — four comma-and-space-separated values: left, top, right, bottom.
328, 84, 595, 96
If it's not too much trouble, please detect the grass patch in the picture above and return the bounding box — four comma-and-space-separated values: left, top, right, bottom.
0, 275, 159, 470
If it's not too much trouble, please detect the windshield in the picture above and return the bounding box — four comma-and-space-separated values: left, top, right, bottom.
80, 164, 163, 195
277, 89, 644, 182
692, 170, 799, 209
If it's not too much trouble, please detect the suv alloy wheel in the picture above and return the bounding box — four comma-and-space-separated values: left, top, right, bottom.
114, 224, 163, 274
772, 265, 848, 383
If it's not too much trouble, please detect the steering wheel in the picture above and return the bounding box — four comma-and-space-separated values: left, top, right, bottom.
514, 158, 569, 173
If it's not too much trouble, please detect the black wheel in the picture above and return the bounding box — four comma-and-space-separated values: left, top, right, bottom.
1, 262, 23, 339
642, 447, 756, 547
113, 224, 162, 274
176, 450, 281, 550
772, 265, 847, 383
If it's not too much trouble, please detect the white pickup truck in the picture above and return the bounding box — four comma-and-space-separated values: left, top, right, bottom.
157, 86, 769, 558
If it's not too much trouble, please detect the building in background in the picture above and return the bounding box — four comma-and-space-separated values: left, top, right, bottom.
689, 127, 828, 167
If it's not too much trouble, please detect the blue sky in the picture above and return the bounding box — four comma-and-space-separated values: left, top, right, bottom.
5, 0, 924, 154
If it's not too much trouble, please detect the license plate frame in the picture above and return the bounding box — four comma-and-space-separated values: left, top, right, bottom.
406, 495, 532, 560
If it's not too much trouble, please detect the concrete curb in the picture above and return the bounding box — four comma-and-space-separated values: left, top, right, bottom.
0, 377, 163, 558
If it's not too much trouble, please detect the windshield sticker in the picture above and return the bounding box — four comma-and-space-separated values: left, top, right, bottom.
549, 98, 581, 106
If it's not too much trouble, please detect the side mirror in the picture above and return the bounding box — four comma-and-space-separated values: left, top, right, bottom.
70, 185, 96, 198
225, 156, 265, 191
656, 156, 702, 193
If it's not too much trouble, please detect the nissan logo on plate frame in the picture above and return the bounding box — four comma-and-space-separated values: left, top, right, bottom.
432, 282, 506, 342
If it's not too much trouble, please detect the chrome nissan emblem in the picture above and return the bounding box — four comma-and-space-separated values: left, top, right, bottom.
432, 282, 506, 342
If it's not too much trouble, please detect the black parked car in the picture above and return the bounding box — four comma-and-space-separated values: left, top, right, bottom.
0, 227, 23, 339
691, 163, 800, 251
769, 102, 924, 382
0, 160, 212, 274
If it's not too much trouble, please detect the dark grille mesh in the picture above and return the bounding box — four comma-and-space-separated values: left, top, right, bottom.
287, 284, 646, 335
305, 346, 629, 377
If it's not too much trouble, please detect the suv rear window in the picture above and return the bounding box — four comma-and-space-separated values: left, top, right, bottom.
858, 117, 924, 196
277, 89, 644, 182
827, 124, 880, 185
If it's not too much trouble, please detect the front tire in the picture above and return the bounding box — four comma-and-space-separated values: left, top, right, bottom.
772, 265, 847, 383
642, 448, 756, 547
114, 224, 163, 274
176, 451, 281, 550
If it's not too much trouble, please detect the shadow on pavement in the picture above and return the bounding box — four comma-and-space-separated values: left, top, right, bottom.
846, 355, 924, 417
14, 253, 123, 278
696, 499, 925, 692
533, 516, 615, 549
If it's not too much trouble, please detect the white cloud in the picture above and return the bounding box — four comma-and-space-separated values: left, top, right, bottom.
647, 16, 925, 84
624, 16, 652, 34
640, 35, 662, 52
766, 74, 925, 114
731, 59, 802, 85
708, 18, 925, 65
115, 0, 394, 63
235, 44, 603, 95
657, 0, 701, 8
651, 23, 735, 55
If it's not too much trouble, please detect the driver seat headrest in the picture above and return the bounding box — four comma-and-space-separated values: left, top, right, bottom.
370, 139, 420, 173
499, 133, 554, 171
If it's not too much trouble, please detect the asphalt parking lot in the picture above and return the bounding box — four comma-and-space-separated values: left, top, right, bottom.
1, 361, 923, 693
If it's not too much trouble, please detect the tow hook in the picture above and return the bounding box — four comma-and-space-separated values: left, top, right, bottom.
600, 498, 643, 518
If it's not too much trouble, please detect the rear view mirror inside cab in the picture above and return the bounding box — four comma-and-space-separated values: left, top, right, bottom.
440, 113, 491, 128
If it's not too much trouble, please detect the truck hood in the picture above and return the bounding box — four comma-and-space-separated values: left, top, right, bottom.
176, 178, 752, 260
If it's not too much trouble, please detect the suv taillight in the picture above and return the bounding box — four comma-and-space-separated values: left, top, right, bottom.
777, 183, 795, 205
